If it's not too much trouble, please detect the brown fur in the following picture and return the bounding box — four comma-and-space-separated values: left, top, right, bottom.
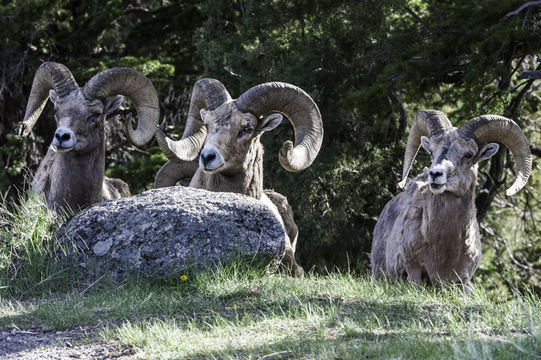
371, 170, 480, 289
370, 129, 500, 290
264, 190, 302, 276
32, 90, 129, 212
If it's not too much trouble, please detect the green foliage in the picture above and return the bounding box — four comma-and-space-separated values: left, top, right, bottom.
0, 134, 27, 191
262, 139, 401, 270
0, 0, 201, 195
74, 56, 175, 94
194, 0, 541, 286
105, 145, 168, 193
1, 0, 540, 294
477, 170, 541, 296
196, 0, 406, 271
382, 0, 541, 119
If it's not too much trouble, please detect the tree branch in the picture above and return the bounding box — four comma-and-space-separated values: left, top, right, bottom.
507, 64, 541, 118
518, 70, 541, 80
504, 1, 541, 19
124, 5, 150, 14
389, 90, 407, 141
531, 146, 541, 158
404, 5, 430, 31
422, 0, 443, 25
476, 64, 540, 222
476, 148, 507, 223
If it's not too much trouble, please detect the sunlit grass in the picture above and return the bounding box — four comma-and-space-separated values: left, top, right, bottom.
0, 190, 73, 296
0, 193, 539, 359
0, 264, 539, 359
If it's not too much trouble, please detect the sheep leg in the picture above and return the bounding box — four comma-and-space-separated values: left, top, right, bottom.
278, 209, 304, 277
281, 232, 304, 277
406, 267, 425, 286
264, 190, 304, 277
462, 280, 473, 294
103, 176, 131, 200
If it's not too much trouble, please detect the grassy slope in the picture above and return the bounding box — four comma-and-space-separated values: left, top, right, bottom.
1, 194, 539, 359
0, 267, 540, 360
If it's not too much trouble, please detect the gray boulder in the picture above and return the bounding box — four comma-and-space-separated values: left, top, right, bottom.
55, 186, 286, 279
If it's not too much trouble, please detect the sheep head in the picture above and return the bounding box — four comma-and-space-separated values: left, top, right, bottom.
155, 79, 323, 183
18, 62, 159, 151
47, 90, 123, 154
199, 102, 283, 174
399, 110, 532, 196
420, 128, 499, 196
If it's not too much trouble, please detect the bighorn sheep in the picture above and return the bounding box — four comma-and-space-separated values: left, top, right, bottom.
18, 62, 159, 211
370, 110, 532, 290
154, 79, 324, 276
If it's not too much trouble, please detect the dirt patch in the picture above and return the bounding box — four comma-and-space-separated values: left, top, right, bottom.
0, 327, 136, 359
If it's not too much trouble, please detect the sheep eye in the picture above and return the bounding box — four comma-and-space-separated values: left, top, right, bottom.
88, 112, 101, 122
464, 152, 474, 160
238, 125, 253, 137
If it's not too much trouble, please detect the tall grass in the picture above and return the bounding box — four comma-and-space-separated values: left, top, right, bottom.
0, 190, 71, 296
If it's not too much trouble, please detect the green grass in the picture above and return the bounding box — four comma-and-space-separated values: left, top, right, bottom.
1, 193, 540, 359
0, 190, 74, 296
0, 266, 539, 359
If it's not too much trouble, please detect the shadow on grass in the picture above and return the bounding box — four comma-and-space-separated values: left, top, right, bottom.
0, 276, 531, 358
181, 333, 525, 360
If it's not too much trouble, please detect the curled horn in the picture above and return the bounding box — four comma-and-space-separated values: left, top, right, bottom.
459, 115, 532, 196
156, 78, 232, 161
82, 68, 159, 147
19, 62, 79, 136
154, 160, 199, 188
235, 82, 323, 172
398, 110, 452, 188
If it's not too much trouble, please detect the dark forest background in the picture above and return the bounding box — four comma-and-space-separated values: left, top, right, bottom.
1, 0, 539, 296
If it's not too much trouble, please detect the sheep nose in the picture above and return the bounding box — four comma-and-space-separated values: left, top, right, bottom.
429, 170, 443, 180
201, 151, 216, 166
54, 130, 72, 143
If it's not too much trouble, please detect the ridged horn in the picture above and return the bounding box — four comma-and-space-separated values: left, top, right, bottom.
398, 110, 452, 188
154, 160, 199, 189
82, 68, 159, 147
459, 115, 532, 196
156, 78, 232, 161
19, 62, 79, 136
235, 82, 323, 172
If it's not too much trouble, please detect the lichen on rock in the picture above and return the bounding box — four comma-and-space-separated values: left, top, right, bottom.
55, 186, 286, 279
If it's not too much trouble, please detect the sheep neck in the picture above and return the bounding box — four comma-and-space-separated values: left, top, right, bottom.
422, 178, 478, 269
48, 142, 105, 211
195, 142, 264, 199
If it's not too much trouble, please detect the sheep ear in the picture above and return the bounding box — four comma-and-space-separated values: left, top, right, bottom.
104, 95, 124, 115
49, 90, 58, 105
200, 109, 207, 123
257, 113, 282, 134
421, 136, 431, 154
476, 142, 499, 162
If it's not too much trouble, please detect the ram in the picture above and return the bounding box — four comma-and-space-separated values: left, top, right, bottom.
370, 110, 531, 290
154, 79, 323, 276
18, 62, 158, 211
